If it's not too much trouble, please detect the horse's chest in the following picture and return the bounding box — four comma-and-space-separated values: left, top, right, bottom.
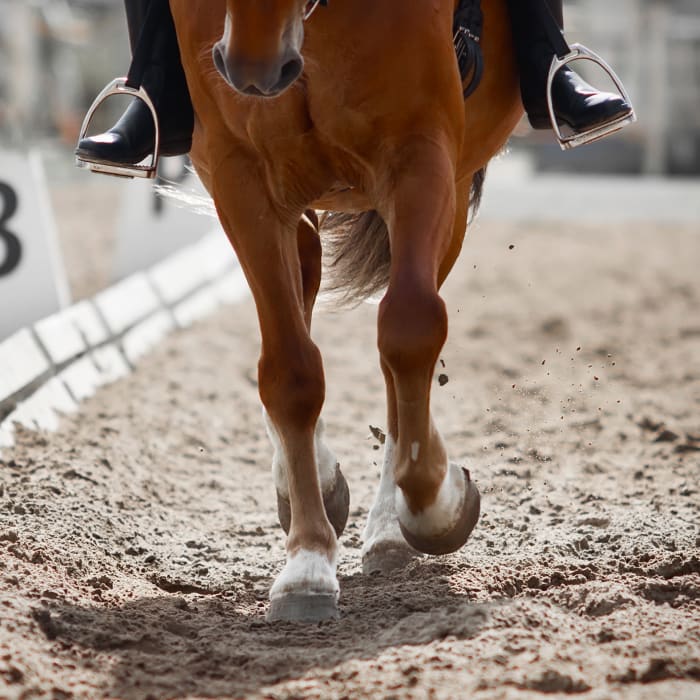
241, 102, 369, 200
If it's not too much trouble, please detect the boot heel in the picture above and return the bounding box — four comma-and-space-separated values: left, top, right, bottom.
526, 112, 555, 130
160, 138, 193, 158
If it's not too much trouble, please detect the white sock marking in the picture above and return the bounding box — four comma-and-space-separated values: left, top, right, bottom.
361, 436, 408, 556
269, 549, 339, 600
395, 462, 466, 538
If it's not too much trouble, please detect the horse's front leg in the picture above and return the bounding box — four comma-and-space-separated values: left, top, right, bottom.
269, 212, 349, 541
212, 163, 339, 622
362, 176, 473, 573
373, 141, 480, 559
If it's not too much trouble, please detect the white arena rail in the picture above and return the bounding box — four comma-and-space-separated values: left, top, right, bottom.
0, 228, 249, 452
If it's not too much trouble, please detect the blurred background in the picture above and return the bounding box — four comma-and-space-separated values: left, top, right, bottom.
0, 0, 698, 307
527, 0, 700, 176
2, 0, 699, 172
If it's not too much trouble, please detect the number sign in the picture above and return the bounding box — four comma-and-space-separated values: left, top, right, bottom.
0, 151, 70, 339
0, 182, 22, 276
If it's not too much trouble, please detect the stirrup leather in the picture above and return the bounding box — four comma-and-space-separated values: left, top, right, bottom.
75, 78, 160, 179
546, 44, 637, 151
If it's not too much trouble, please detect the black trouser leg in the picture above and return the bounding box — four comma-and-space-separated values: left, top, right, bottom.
134, 0, 192, 132
506, 0, 563, 117
76, 0, 193, 165
545, 0, 563, 28
124, 0, 149, 51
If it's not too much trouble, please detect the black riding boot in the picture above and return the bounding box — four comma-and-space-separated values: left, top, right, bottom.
506, 0, 632, 132
76, 0, 193, 165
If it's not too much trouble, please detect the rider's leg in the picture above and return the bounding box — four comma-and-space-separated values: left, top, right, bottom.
76, 0, 193, 165
507, 0, 632, 132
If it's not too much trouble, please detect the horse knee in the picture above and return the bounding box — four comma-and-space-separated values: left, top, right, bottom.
378, 287, 447, 377
259, 341, 325, 431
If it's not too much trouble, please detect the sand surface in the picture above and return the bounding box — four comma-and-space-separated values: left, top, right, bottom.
1, 215, 699, 699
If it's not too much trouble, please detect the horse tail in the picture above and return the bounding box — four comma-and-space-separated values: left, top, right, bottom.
469, 166, 487, 222
321, 210, 391, 306
321, 167, 487, 305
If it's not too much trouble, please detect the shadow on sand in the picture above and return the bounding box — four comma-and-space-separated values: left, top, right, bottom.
39, 560, 492, 699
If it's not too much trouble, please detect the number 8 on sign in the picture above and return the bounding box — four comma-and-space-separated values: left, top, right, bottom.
0, 150, 69, 339
0, 182, 22, 277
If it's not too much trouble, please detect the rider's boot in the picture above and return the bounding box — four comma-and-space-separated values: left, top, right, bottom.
75, 0, 193, 166
507, 0, 633, 135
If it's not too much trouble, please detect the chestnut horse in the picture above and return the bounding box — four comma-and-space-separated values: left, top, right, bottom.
168, 0, 522, 621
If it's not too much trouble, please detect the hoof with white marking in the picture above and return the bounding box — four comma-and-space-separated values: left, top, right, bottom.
397, 464, 480, 556
277, 463, 350, 538
268, 549, 340, 623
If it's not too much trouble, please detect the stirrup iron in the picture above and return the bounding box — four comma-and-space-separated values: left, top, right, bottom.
75, 78, 160, 179
546, 44, 637, 151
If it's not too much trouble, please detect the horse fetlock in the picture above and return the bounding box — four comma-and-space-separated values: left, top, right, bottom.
396, 462, 480, 556
270, 548, 338, 598
396, 462, 463, 536
286, 514, 337, 554
362, 495, 403, 552
268, 549, 339, 622
362, 505, 419, 575
394, 466, 446, 512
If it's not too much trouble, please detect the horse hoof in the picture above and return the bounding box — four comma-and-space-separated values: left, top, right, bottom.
398, 467, 480, 556
362, 542, 421, 575
267, 593, 339, 623
277, 464, 350, 538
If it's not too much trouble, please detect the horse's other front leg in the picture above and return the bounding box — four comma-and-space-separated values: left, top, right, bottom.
268, 211, 349, 541
376, 141, 480, 558
212, 163, 339, 622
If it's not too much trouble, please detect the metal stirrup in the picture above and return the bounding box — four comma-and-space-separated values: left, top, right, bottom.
546, 43, 637, 151
75, 78, 160, 179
